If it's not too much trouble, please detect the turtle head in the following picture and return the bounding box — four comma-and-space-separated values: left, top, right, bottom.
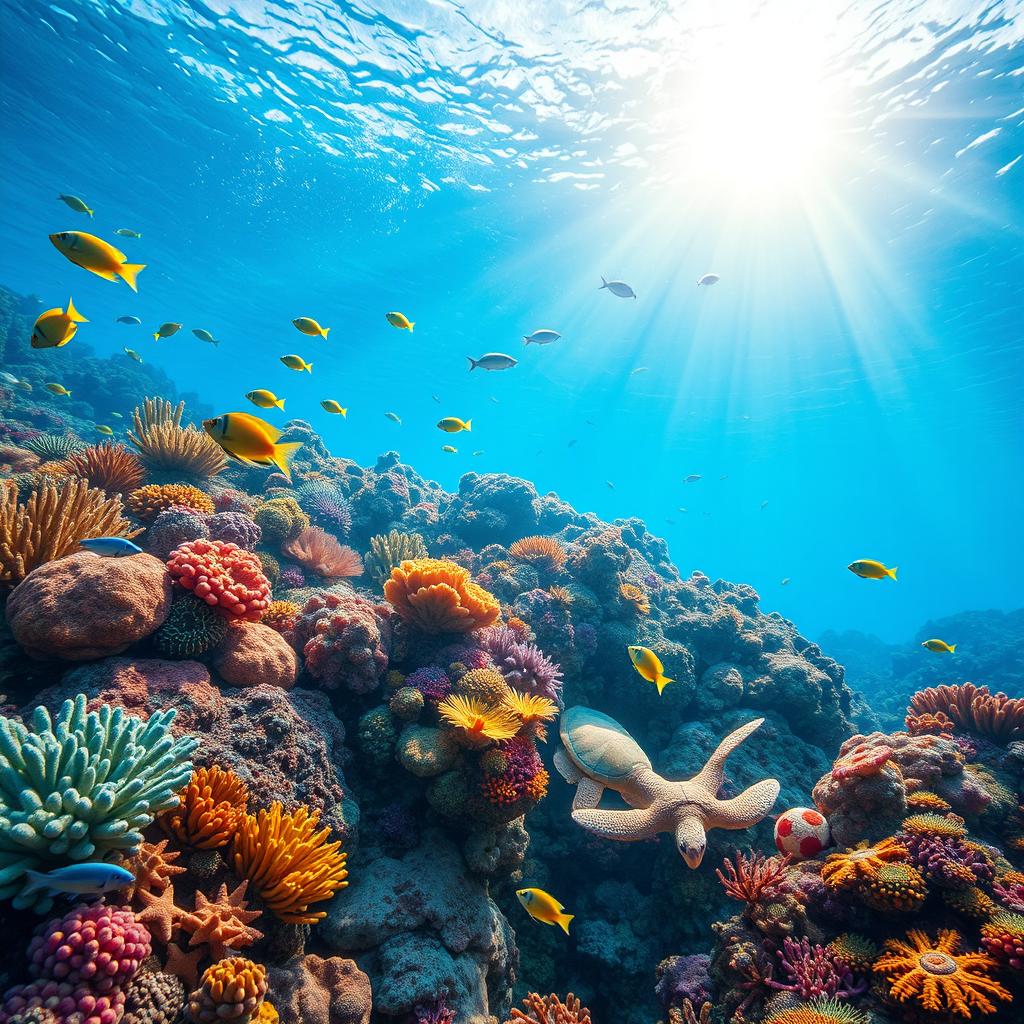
675, 815, 706, 868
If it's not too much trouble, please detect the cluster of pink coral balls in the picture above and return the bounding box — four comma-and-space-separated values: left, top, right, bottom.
166, 538, 272, 621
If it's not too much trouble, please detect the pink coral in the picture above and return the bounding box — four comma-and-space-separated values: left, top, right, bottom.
768, 936, 866, 999
166, 539, 271, 621
831, 741, 893, 782
283, 527, 362, 578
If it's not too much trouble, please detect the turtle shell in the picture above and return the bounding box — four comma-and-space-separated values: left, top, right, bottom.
560, 706, 651, 781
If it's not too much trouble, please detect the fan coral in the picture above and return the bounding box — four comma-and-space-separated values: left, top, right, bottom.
716, 851, 794, 904
127, 397, 225, 478
261, 599, 301, 633
769, 936, 866, 999
506, 993, 591, 1024
232, 803, 348, 924
979, 911, 1024, 969
0, 478, 140, 586
831, 740, 893, 782
186, 957, 267, 1023
0, 695, 196, 910
63, 443, 145, 495
860, 862, 929, 912
295, 478, 352, 534
283, 526, 363, 578
153, 594, 230, 658
146, 506, 210, 560
207, 511, 262, 550
619, 582, 651, 615
762, 1000, 871, 1024
509, 535, 567, 572
908, 683, 1024, 744
874, 928, 1010, 1017
180, 880, 264, 960
480, 626, 564, 702
820, 838, 908, 891
167, 539, 272, 621
161, 765, 249, 850
384, 557, 501, 633
826, 933, 878, 973
365, 529, 428, 584
438, 694, 520, 744
22, 433, 84, 460
122, 971, 186, 1024
128, 482, 215, 522
128, 838, 186, 900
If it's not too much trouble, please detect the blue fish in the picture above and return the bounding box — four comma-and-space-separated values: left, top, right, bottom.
79, 537, 144, 557
116, 315, 142, 325
22, 862, 135, 897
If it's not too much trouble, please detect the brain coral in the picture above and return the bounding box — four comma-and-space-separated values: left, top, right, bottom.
167, 539, 272, 621
127, 483, 215, 522
384, 558, 500, 634
212, 621, 300, 690
206, 510, 262, 550
145, 506, 210, 561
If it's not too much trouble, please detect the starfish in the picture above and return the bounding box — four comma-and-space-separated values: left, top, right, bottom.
136, 881, 185, 943
163, 941, 205, 989
129, 838, 186, 901
554, 707, 780, 867
179, 880, 264, 961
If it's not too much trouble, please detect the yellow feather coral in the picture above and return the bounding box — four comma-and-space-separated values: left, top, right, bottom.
503, 690, 559, 726
384, 557, 500, 634
160, 765, 249, 850
438, 694, 521, 743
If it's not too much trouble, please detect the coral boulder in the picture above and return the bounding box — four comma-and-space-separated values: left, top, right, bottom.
212, 622, 300, 690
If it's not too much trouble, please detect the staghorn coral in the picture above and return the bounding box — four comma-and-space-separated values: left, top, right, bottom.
384, 557, 500, 634
128, 838, 186, 900
820, 838, 908, 891
153, 594, 230, 658
365, 529, 428, 585
0, 477, 140, 586
63, 442, 145, 495
874, 928, 1010, 1017
505, 993, 591, 1024
160, 765, 249, 850
122, 971, 186, 1024
186, 958, 267, 1023
769, 936, 866, 999
167, 539, 271, 621
128, 397, 226, 479
128, 483, 215, 522
908, 683, 1024, 743
979, 911, 1024, 969
0, 695, 196, 910
479, 626, 563, 702
438, 694, 520, 744
179, 880, 264, 961
232, 802, 348, 924
283, 526, 363, 578
21, 433, 84, 460
509, 535, 567, 572
716, 850, 794, 903
261, 599, 301, 633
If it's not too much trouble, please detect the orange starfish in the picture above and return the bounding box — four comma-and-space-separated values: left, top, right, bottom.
163, 940, 205, 989
821, 838, 907, 891
874, 928, 1010, 1018
180, 880, 264, 961
135, 881, 185, 944
129, 838, 186, 901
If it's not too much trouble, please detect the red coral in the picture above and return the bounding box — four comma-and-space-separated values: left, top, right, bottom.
717, 851, 794, 903
167, 539, 271, 621
831, 741, 893, 782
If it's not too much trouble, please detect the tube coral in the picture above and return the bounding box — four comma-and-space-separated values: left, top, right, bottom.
160, 765, 249, 850
908, 683, 1024, 743
384, 557, 500, 633
63, 442, 145, 495
282, 526, 363, 578
127, 396, 226, 478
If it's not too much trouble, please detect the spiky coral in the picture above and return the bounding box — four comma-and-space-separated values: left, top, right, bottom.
508, 535, 567, 572
232, 803, 348, 924
261, 599, 301, 633
153, 594, 230, 658
127, 396, 225, 478
820, 838, 908, 891
762, 1000, 871, 1024
365, 529, 428, 584
944, 885, 998, 920
167, 539, 272, 621
0, 477, 140, 585
283, 526, 362, 578
480, 626, 564, 702
128, 838, 186, 900
980, 911, 1024, 969
21, 432, 84, 460
160, 765, 249, 850
186, 957, 267, 1023
874, 928, 1010, 1017
295, 478, 352, 534
769, 936, 866, 999
907, 790, 953, 812
384, 557, 501, 634
179, 880, 264, 961
63, 442, 145, 495
902, 812, 968, 838
717, 851, 794, 904
908, 683, 1024, 744
506, 993, 591, 1024
127, 482, 215, 522
438, 694, 520, 744
0, 695, 197, 910
503, 690, 559, 728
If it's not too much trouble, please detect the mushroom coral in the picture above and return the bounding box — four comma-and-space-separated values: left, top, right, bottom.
384, 557, 500, 634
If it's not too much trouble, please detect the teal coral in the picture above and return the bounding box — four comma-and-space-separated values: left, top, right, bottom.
0, 695, 197, 910
152, 595, 230, 658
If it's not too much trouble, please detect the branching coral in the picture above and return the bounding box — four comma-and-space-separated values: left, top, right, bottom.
167, 539, 272, 621
716, 851, 794, 904
127, 396, 225, 478
365, 529, 428, 584
479, 736, 550, 811
769, 936, 866, 999
993, 870, 1024, 912
509, 535, 567, 572
438, 694, 520, 744
874, 928, 1010, 1017
0, 695, 197, 910
820, 838, 908, 891
908, 683, 1024, 743
186, 957, 267, 1023
232, 803, 348, 924
898, 815, 994, 889
283, 526, 363, 578
0, 477, 140, 586
128, 482, 215, 522
906, 710, 955, 737
384, 557, 501, 633
180, 880, 264, 960
160, 765, 249, 849
506, 993, 591, 1024
63, 442, 145, 495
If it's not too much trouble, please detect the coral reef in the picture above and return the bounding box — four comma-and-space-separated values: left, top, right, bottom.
166, 540, 272, 621
186, 957, 267, 1022
384, 558, 501, 634
160, 765, 249, 850
128, 483, 216, 522
365, 529, 428, 585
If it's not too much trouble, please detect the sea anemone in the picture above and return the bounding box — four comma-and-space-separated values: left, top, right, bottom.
826, 933, 878, 974
295, 478, 352, 535
282, 526, 362, 578
503, 690, 559, 727
508, 535, 567, 572
261, 599, 301, 633
160, 765, 249, 850
438, 694, 520, 744
127, 396, 226, 478
762, 999, 871, 1024
479, 626, 563, 702
821, 838, 908, 891
63, 442, 145, 495
618, 581, 651, 614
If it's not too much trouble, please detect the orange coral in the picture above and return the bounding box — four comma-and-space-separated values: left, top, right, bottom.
619, 582, 651, 614
63, 442, 145, 495
160, 765, 249, 849
127, 482, 215, 522
906, 710, 955, 737
874, 928, 1010, 1017
232, 803, 348, 924
860, 862, 929, 913
384, 557, 500, 634
128, 838, 186, 900
179, 880, 264, 961
282, 526, 363, 578
908, 683, 1024, 743
906, 791, 952, 812
509, 535, 567, 572
261, 599, 301, 632
128, 396, 226, 478
821, 838, 909, 891
187, 956, 267, 1023
507, 993, 591, 1024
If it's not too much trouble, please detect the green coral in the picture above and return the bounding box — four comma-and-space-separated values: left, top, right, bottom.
357, 706, 397, 767
0, 695, 197, 911
22, 433, 85, 460
152, 595, 229, 658
256, 550, 281, 587
254, 496, 309, 545
364, 529, 428, 586
389, 686, 424, 723
397, 724, 458, 778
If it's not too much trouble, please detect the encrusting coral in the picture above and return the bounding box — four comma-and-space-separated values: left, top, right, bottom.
127, 482, 215, 522
160, 765, 249, 849
282, 525, 362, 578
62, 442, 146, 495
127, 397, 226, 479
384, 557, 501, 634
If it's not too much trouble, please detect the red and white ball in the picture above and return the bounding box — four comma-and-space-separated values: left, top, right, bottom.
774, 807, 830, 859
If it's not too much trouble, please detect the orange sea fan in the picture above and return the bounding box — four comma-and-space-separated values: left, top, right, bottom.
509, 535, 567, 572
506, 993, 591, 1024
64, 442, 145, 495
160, 765, 249, 849
282, 526, 363, 578
384, 557, 500, 634
127, 482, 215, 522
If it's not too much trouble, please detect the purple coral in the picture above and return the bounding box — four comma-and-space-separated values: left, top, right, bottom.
406, 666, 453, 703
768, 936, 866, 999
415, 994, 454, 1024
144, 507, 209, 561
296, 479, 352, 536
207, 511, 262, 550
655, 954, 711, 1011
279, 565, 306, 589
435, 642, 492, 672
994, 877, 1024, 912
899, 830, 995, 888
480, 626, 563, 702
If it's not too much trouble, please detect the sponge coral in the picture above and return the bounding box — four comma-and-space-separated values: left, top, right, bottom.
127, 483, 215, 522
0, 695, 197, 911
167, 539, 272, 621
232, 803, 348, 924
160, 765, 249, 850
186, 957, 267, 1023
384, 558, 500, 634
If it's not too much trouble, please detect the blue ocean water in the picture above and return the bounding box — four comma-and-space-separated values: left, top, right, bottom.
0, 0, 1021, 644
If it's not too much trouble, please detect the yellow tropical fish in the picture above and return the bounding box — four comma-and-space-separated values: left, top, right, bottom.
49, 231, 145, 291
124, 348, 142, 362
58, 194, 93, 217
45, 382, 72, 397
320, 400, 347, 416
202, 412, 302, 481
385, 311, 414, 332
96, 425, 114, 436
516, 888, 573, 935
32, 298, 87, 349
627, 645, 674, 695
441, 445, 457, 453
848, 560, 897, 581
153, 322, 182, 341
437, 417, 471, 433
293, 317, 329, 338
246, 389, 285, 411
281, 354, 313, 373
922, 639, 956, 654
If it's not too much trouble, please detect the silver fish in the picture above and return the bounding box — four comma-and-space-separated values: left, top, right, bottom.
599, 276, 636, 299
523, 329, 561, 346
468, 352, 517, 370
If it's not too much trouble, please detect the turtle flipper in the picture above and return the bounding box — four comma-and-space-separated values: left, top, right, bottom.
571, 806, 655, 842
573, 776, 605, 811
690, 718, 766, 795
553, 745, 581, 784
708, 778, 780, 830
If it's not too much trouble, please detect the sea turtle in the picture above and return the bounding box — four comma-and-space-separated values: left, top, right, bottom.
554, 706, 780, 868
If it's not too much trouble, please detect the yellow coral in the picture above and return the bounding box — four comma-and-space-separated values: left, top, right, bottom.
127, 482, 215, 522
821, 838, 908, 891
503, 690, 559, 726
161, 765, 249, 850
384, 557, 500, 634
860, 862, 929, 913
232, 803, 348, 924
618, 582, 651, 615
508, 535, 567, 571
906, 791, 952, 812
901, 813, 967, 838
438, 694, 520, 743
128, 396, 226, 478
260, 600, 301, 633
762, 1000, 870, 1024
187, 956, 267, 1023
